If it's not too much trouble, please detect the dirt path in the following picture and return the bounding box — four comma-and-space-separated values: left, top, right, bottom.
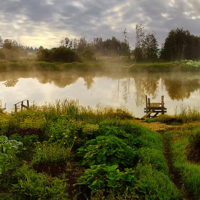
163, 137, 194, 200
132, 120, 195, 200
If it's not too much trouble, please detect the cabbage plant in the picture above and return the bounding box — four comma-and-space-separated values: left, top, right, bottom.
0, 135, 23, 175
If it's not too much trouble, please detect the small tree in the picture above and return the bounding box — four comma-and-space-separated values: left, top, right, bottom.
143, 32, 158, 59
135, 24, 145, 62
123, 28, 130, 58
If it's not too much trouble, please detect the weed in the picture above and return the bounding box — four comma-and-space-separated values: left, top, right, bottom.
32, 142, 72, 164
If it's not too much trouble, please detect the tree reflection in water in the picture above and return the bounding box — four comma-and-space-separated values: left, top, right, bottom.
134, 76, 159, 107
1, 71, 200, 109
3, 79, 18, 87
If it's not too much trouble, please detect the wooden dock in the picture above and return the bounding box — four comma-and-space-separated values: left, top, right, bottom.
141, 95, 167, 119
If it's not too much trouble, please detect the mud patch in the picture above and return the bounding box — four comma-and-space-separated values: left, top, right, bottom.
66, 162, 85, 199
33, 161, 85, 199
33, 161, 67, 177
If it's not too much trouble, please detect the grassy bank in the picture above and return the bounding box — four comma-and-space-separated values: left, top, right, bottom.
1, 58, 200, 73
130, 60, 200, 73
0, 100, 182, 199
164, 127, 200, 199
154, 107, 200, 124
0, 60, 104, 72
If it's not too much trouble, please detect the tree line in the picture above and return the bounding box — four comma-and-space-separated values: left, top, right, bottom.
0, 25, 200, 62
160, 28, 200, 61
60, 35, 130, 57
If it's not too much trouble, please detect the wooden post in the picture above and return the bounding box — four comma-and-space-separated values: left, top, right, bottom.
145, 95, 147, 113
15, 104, 17, 113
161, 96, 164, 115
21, 101, 23, 111
148, 98, 150, 118
27, 100, 29, 108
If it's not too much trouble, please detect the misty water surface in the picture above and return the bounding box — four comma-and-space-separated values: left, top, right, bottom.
1, 71, 200, 118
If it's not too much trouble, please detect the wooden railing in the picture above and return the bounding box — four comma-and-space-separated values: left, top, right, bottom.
14, 99, 30, 113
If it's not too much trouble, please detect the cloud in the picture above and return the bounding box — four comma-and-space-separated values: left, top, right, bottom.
0, 0, 200, 48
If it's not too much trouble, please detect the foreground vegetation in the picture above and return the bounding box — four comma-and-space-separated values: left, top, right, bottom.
0, 100, 184, 200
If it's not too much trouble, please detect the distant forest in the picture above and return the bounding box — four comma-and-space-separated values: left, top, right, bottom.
0, 25, 200, 62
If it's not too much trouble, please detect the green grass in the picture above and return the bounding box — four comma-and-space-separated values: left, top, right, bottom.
165, 127, 200, 199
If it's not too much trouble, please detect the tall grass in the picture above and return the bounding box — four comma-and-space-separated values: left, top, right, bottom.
174, 106, 200, 123
30, 99, 133, 122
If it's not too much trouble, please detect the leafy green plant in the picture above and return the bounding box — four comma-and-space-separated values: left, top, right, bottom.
9, 134, 39, 147
77, 135, 138, 168
97, 125, 140, 147
0, 136, 23, 175
0, 136, 23, 155
77, 164, 137, 195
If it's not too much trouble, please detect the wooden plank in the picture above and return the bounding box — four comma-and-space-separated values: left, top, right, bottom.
144, 108, 167, 113
144, 108, 167, 110
150, 103, 160, 107
22, 105, 29, 109
141, 110, 154, 119
14, 99, 29, 105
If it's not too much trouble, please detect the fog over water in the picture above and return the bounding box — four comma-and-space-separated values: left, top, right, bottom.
1, 71, 200, 118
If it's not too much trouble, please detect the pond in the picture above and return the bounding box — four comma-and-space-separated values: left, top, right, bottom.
0, 70, 200, 118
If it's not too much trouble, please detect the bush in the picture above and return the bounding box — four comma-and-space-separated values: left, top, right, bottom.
77, 135, 138, 168
37, 47, 81, 63
78, 164, 137, 195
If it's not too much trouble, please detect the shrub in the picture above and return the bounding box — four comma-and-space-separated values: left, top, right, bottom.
0, 136, 23, 175
12, 164, 68, 199
77, 135, 138, 168
78, 164, 137, 195
37, 47, 81, 63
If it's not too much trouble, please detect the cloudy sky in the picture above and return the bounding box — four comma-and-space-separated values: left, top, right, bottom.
1, 0, 200, 48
